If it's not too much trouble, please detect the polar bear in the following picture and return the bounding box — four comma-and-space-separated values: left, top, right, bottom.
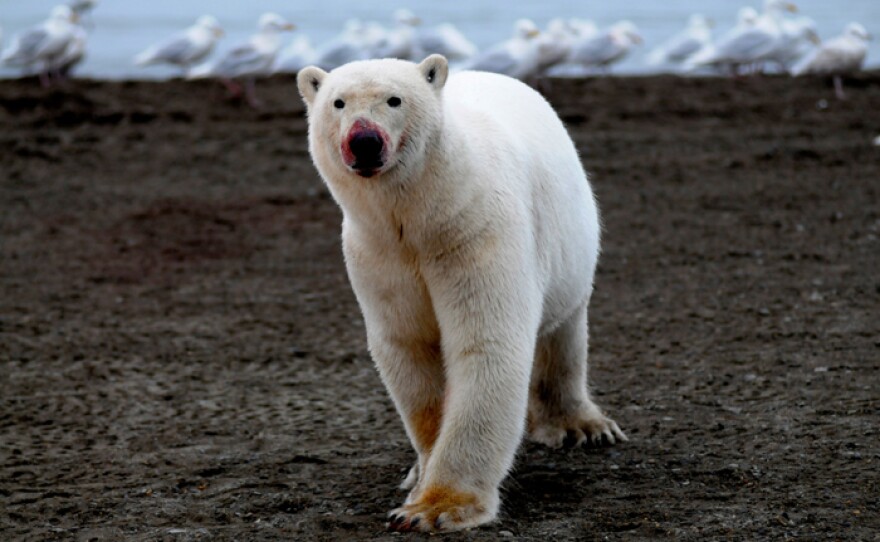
296, 54, 626, 532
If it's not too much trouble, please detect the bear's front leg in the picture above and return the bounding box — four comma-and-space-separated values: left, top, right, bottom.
368, 334, 445, 493
342, 229, 446, 493
388, 247, 541, 532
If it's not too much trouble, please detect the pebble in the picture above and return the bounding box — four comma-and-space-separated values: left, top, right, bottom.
499, 530, 514, 537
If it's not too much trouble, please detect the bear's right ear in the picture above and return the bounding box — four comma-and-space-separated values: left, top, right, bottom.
297, 66, 328, 107
418, 54, 449, 90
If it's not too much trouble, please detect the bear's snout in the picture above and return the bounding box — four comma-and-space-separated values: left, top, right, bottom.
350, 132, 384, 166
342, 120, 389, 178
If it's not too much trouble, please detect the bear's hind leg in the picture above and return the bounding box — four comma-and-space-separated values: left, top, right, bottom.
528, 303, 627, 448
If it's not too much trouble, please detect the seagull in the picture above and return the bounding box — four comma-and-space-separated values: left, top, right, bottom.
52, 0, 98, 78
532, 18, 577, 76
416, 22, 477, 61
188, 13, 295, 107
568, 18, 599, 40
373, 9, 422, 60
791, 23, 872, 99
464, 19, 543, 80
647, 14, 713, 67
567, 20, 643, 74
51, 19, 88, 78
134, 15, 224, 73
273, 35, 315, 73
766, 16, 821, 71
1, 5, 80, 86
312, 19, 372, 70
684, 5, 779, 74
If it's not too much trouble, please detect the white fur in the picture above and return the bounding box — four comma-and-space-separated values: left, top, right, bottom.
297, 55, 626, 532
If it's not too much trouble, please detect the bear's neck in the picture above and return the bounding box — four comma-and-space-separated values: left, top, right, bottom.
338, 117, 476, 248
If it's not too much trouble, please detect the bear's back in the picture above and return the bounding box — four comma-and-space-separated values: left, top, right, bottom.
443, 71, 575, 158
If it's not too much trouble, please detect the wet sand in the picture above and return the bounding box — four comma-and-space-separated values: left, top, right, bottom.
1, 73, 879, 540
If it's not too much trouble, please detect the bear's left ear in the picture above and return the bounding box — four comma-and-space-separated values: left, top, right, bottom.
297, 66, 328, 108
418, 54, 448, 90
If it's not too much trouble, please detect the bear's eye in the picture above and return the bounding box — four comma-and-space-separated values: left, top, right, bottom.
333, 99, 345, 109
387, 97, 402, 108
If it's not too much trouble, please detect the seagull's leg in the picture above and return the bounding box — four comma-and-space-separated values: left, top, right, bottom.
53, 68, 67, 87
244, 77, 262, 109
221, 78, 243, 99
833, 75, 847, 100
38, 69, 51, 88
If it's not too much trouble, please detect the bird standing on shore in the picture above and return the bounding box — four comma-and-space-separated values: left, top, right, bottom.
53, 0, 98, 78
684, 5, 776, 74
188, 13, 295, 107
415, 21, 477, 62
766, 16, 820, 71
372, 9, 422, 60
134, 15, 224, 74
273, 35, 315, 74
51, 17, 88, 78
647, 14, 713, 67
1, 5, 79, 86
791, 22, 872, 99
567, 20, 643, 74
464, 19, 542, 79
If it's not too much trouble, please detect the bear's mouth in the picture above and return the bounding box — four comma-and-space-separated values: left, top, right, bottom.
352, 163, 383, 178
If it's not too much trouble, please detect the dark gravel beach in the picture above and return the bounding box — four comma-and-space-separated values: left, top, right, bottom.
1, 73, 879, 541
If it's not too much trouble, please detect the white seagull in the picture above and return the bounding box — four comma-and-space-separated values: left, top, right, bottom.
647, 14, 713, 67
273, 35, 315, 74
464, 19, 542, 80
791, 23, 872, 99
416, 22, 477, 61
567, 20, 643, 74
1, 5, 80, 86
684, 4, 790, 74
135, 15, 224, 73
531, 18, 578, 76
766, 16, 821, 71
373, 9, 422, 61
188, 13, 295, 107
51, 19, 88, 78
312, 19, 372, 70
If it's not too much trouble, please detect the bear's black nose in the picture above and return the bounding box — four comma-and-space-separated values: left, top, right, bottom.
349, 131, 384, 169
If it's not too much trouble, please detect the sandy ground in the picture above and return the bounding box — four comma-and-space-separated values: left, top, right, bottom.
1, 72, 879, 541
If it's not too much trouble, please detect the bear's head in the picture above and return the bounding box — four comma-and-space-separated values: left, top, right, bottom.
297, 55, 449, 181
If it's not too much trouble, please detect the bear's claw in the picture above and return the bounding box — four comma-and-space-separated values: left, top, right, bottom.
530, 407, 627, 449
387, 484, 491, 532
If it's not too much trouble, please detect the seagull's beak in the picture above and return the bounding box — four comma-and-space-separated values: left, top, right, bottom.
807, 30, 820, 45
214, 28, 225, 38
527, 29, 540, 38
411, 17, 423, 26
785, 2, 798, 13
283, 23, 296, 31
71, 12, 80, 23
706, 18, 716, 29
630, 33, 644, 45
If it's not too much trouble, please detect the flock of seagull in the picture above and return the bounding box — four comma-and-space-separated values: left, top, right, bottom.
0, 0, 873, 105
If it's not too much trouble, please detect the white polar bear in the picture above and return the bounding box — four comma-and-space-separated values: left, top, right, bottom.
296, 54, 626, 532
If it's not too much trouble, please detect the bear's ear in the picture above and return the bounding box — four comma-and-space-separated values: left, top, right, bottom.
297, 66, 328, 107
418, 54, 448, 90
